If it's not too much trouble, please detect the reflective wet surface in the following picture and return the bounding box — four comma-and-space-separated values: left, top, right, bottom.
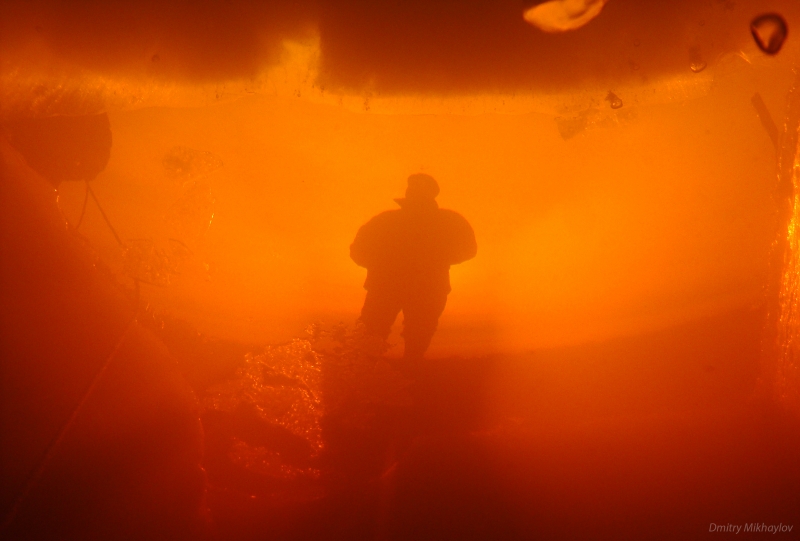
188, 309, 800, 540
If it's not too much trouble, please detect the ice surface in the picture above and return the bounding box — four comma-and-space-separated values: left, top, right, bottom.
162, 146, 223, 184
165, 181, 215, 243
122, 238, 191, 286
203, 339, 324, 456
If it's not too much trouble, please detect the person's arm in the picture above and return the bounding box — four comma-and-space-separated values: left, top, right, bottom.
350, 221, 373, 268
351, 213, 391, 268
444, 211, 477, 265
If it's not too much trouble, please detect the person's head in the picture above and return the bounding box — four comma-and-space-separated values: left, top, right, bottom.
404, 173, 439, 201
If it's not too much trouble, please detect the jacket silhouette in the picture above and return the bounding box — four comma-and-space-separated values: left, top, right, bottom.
350, 174, 476, 359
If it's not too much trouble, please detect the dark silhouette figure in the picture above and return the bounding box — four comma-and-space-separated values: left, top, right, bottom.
350, 174, 477, 359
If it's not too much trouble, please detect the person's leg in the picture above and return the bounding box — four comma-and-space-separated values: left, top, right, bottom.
401, 290, 448, 360
360, 288, 402, 343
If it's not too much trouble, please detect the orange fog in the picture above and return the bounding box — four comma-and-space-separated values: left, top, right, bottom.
50, 41, 790, 356
2, 1, 800, 540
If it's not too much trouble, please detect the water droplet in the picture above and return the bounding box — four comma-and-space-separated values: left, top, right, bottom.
690, 61, 707, 73
751, 13, 788, 55
605, 91, 623, 109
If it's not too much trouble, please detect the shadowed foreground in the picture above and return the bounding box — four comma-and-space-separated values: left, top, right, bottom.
200, 307, 800, 541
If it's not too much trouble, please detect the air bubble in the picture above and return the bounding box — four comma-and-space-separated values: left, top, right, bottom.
605, 91, 623, 109
690, 61, 707, 73
751, 14, 788, 55
523, 0, 609, 33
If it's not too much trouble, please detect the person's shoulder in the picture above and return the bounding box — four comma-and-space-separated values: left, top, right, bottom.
437, 208, 472, 225
437, 208, 466, 217
368, 209, 402, 222
360, 208, 402, 229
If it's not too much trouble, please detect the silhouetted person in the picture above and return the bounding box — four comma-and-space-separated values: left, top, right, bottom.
350, 174, 477, 359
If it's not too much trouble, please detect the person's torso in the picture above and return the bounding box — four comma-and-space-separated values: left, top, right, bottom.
365, 207, 453, 292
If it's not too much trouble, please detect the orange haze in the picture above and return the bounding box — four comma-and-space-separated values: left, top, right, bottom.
46, 39, 792, 357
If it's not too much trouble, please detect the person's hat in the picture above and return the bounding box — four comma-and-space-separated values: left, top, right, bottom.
401, 173, 439, 201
